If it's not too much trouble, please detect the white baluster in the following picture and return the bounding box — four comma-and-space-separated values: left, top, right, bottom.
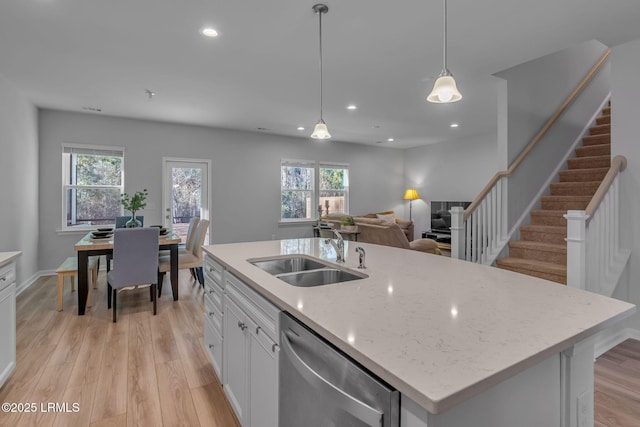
450, 207, 465, 260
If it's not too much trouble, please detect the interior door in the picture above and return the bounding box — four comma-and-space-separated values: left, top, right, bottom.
162, 158, 210, 244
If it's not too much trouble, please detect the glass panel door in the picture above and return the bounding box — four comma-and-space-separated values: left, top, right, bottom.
162, 158, 210, 244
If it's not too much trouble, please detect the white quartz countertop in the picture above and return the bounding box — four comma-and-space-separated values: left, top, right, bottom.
203, 239, 635, 414
0, 251, 21, 266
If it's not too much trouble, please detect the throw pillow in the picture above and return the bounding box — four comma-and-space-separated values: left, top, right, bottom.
376, 213, 397, 225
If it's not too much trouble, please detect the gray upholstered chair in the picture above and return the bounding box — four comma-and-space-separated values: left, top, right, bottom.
107, 215, 146, 272
107, 227, 159, 322
158, 219, 209, 295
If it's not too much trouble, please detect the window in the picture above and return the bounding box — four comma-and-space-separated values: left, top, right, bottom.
319, 164, 349, 215
62, 144, 124, 229
281, 160, 315, 220
280, 159, 349, 221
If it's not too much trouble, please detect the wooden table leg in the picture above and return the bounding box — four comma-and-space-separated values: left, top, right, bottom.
77, 251, 89, 315
170, 243, 179, 301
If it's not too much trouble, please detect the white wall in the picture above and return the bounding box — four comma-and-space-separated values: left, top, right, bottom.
403, 132, 498, 239
0, 74, 39, 288
610, 38, 640, 330
494, 40, 611, 230
37, 110, 404, 271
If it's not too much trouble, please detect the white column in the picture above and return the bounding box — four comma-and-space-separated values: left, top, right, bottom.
564, 210, 589, 290
450, 207, 465, 260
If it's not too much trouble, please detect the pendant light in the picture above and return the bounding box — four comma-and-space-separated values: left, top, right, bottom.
310, 4, 331, 139
427, 0, 462, 103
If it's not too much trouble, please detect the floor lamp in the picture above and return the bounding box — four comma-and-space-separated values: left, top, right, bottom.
403, 189, 420, 221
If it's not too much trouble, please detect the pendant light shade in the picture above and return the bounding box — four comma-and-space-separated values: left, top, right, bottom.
311, 119, 331, 139
427, 0, 462, 103
311, 4, 331, 140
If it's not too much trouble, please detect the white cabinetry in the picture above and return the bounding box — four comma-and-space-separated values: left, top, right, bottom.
222, 271, 280, 427
0, 254, 18, 389
203, 255, 225, 380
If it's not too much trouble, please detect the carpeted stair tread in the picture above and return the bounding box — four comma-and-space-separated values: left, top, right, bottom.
589, 124, 610, 135
582, 133, 610, 146
509, 240, 566, 254
602, 106, 611, 115
550, 181, 600, 196
575, 144, 610, 157
520, 224, 566, 234
495, 258, 567, 284
541, 195, 591, 210
530, 210, 567, 226
596, 115, 610, 125
567, 155, 611, 170
508, 241, 567, 264
559, 167, 608, 182
520, 225, 566, 245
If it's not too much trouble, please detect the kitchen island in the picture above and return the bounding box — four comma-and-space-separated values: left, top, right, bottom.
203, 238, 635, 427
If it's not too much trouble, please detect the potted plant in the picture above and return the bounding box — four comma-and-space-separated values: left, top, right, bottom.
341, 216, 357, 232
120, 188, 148, 228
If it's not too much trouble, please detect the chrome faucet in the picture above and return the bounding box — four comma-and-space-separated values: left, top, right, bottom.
324, 229, 345, 262
355, 247, 366, 269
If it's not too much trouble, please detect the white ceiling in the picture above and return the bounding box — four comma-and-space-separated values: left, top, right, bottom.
1, 0, 639, 149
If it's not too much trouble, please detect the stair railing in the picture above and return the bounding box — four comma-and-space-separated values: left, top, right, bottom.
565, 155, 630, 295
451, 49, 611, 264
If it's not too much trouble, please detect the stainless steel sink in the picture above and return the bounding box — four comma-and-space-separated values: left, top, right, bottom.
249, 255, 367, 287
276, 268, 364, 287
250, 256, 329, 275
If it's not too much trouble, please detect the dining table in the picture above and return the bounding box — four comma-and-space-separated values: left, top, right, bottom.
74, 230, 181, 315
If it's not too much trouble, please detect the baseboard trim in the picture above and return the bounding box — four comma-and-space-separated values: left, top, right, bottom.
15, 271, 49, 296
594, 327, 640, 358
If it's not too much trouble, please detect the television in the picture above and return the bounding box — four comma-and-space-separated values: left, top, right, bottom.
430, 201, 471, 234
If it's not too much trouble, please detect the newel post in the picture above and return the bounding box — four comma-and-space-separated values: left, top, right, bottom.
564, 210, 589, 290
450, 206, 465, 260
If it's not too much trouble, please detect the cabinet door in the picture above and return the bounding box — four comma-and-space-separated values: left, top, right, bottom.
223, 296, 249, 424
248, 316, 279, 427
0, 282, 16, 388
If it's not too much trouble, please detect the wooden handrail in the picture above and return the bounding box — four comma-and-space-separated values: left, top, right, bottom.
585, 155, 627, 223
464, 48, 611, 220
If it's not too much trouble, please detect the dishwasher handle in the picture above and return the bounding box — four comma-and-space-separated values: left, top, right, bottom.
281, 329, 384, 427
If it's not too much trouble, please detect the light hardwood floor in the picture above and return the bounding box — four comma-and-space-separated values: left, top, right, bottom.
2, 269, 639, 427
595, 339, 640, 427
0, 268, 239, 427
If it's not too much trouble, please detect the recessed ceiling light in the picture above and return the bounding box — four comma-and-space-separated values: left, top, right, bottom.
297, 126, 305, 131
257, 127, 267, 131
372, 125, 380, 129
375, 141, 383, 144
347, 105, 357, 110
450, 123, 459, 128
201, 27, 219, 37
387, 138, 394, 142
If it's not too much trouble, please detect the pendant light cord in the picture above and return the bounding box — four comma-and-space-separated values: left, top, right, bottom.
318, 8, 324, 120
442, 0, 448, 72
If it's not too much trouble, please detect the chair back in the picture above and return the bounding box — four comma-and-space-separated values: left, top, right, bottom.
191, 219, 210, 259
115, 215, 144, 228
110, 228, 159, 288
184, 217, 201, 252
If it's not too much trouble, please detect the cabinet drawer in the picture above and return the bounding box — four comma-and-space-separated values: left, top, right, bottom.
204, 317, 223, 382
204, 293, 223, 335
0, 263, 16, 292
204, 280, 224, 313
204, 256, 225, 290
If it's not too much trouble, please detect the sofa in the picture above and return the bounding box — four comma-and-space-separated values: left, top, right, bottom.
321, 211, 415, 241
320, 212, 440, 255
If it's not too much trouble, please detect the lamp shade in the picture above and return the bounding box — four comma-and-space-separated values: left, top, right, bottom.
427, 73, 462, 103
403, 189, 420, 201
311, 120, 331, 139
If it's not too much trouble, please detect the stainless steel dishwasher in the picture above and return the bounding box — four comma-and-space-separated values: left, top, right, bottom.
280, 312, 399, 427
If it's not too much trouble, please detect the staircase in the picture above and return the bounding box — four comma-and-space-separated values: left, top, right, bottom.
495, 103, 611, 284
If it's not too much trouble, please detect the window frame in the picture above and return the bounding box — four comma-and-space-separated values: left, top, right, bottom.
280, 159, 350, 223
61, 143, 125, 231
280, 159, 316, 222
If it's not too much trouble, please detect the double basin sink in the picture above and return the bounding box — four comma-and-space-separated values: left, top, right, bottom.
249, 255, 367, 287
